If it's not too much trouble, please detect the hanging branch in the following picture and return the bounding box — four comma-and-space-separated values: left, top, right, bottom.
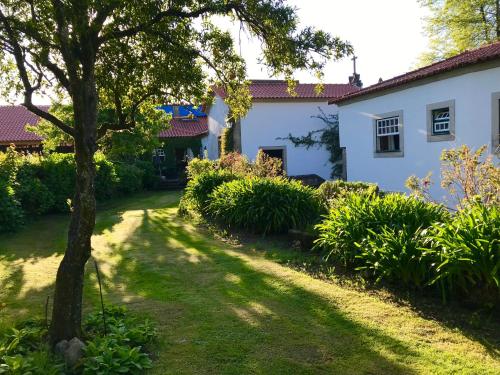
277, 107, 343, 179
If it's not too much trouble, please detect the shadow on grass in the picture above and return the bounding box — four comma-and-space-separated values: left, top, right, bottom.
0, 191, 181, 326
99, 206, 423, 374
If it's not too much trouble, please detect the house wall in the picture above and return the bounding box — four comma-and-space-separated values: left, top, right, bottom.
206, 96, 337, 179
203, 95, 228, 159
338, 66, 500, 201
240, 101, 335, 179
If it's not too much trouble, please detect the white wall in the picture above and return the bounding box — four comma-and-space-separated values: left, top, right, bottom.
240, 101, 335, 179
206, 97, 337, 180
204, 95, 229, 159
338, 66, 500, 201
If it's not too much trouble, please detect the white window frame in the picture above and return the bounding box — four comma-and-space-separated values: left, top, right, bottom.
373, 110, 404, 158
426, 100, 455, 142
155, 148, 165, 157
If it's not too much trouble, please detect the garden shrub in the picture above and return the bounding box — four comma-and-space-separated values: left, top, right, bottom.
355, 227, 433, 288
0, 186, 24, 233
133, 159, 160, 189
94, 152, 118, 200
115, 163, 144, 194
39, 153, 75, 212
218, 152, 251, 175
317, 180, 379, 208
253, 149, 283, 177
186, 157, 216, 179
183, 169, 239, 213
207, 177, 321, 234
315, 192, 448, 265
0, 148, 24, 232
428, 203, 500, 299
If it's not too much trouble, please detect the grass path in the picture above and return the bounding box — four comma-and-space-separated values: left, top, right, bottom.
1, 191, 499, 374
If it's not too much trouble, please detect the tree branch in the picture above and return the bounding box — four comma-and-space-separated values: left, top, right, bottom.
99, 3, 242, 43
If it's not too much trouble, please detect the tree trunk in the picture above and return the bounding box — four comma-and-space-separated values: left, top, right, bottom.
49, 77, 98, 345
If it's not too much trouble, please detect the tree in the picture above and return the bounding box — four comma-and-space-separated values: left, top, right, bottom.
419, 0, 500, 64
0, 1, 352, 345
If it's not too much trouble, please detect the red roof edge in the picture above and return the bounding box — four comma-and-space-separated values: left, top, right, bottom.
329, 41, 500, 105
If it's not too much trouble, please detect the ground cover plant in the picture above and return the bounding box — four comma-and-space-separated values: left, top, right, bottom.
0, 306, 156, 374
0, 191, 499, 374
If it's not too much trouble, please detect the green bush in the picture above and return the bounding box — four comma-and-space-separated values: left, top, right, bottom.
429, 203, 500, 298
315, 193, 448, 265
317, 180, 379, 208
114, 163, 144, 194
39, 153, 75, 212
0, 185, 24, 233
95, 152, 118, 200
133, 159, 160, 190
355, 227, 433, 288
207, 177, 321, 234
15, 160, 55, 216
183, 169, 239, 213
186, 157, 216, 179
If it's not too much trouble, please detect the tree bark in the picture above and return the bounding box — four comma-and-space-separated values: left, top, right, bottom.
49, 75, 98, 345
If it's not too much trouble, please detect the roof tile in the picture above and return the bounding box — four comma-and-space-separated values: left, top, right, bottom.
330, 41, 500, 104
0, 105, 48, 144
213, 80, 359, 100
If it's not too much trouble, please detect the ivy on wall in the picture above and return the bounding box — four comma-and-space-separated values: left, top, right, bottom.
278, 108, 343, 179
220, 126, 234, 155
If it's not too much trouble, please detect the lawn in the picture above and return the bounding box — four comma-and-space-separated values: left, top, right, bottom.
1, 191, 499, 374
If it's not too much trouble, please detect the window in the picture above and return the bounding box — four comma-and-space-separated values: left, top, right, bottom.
492, 92, 500, 153
432, 108, 450, 134
373, 110, 404, 157
376, 116, 400, 152
427, 100, 455, 142
155, 148, 165, 157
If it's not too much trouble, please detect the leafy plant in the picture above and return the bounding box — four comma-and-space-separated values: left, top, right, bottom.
317, 180, 379, 208
83, 337, 153, 375
315, 193, 448, 265
355, 227, 433, 288
406, 145, 500, 208
428, 203, 500, 299
183, 169, 239, 213
207, 177, 321, 234
253, 149, 284, 177
186, 158, 216, 179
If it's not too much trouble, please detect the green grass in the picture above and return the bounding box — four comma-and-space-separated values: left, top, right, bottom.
1, 191, 499, 374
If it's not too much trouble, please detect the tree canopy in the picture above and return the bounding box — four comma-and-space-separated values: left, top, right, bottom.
0, 0, 352, 345
419, 0, 500, 64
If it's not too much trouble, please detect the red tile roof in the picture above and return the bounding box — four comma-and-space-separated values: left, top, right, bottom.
330, 41, 500, 105
0, 105, 48, 144
158, 117, 208, 138
213, 80, 359, 100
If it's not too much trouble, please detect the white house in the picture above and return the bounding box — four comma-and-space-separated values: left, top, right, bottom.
203, 80, 359, 180
330, 41, 500, 200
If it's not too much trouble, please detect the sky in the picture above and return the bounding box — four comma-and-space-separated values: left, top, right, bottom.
227, 0, 429, 87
